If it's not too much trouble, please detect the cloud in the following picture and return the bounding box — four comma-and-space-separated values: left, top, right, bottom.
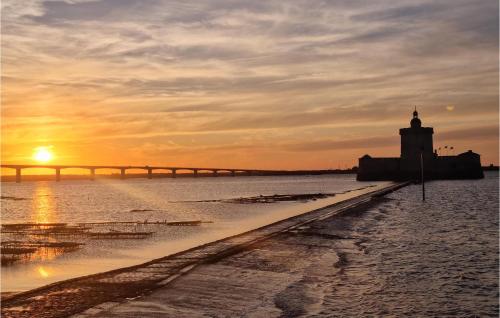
29, 0, 157, 23
283, 136, 397, 152
436, 125, 499, 141
1, 0, 498, 167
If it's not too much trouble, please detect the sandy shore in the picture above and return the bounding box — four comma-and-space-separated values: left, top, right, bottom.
1, 182, 407, 318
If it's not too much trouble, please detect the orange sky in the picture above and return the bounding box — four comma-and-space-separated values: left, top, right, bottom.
1, 0, 499, 172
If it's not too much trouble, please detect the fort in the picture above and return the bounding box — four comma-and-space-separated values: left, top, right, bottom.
357, 109, 484, 181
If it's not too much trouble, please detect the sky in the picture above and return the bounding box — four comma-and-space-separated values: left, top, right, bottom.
1, 0, 499, 171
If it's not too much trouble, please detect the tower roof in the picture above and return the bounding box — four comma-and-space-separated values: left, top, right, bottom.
410, 108, 421, 128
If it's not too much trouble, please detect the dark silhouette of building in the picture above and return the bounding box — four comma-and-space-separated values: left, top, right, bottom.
357, 110, 484, 181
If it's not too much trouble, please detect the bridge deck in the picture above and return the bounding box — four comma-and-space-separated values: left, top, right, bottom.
1, 164, 278, 182
1, 164, 266, 172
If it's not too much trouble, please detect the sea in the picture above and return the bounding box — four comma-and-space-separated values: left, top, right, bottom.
320, 171, 499, 316
1, 172, 498, 316
1, 174, 382, 292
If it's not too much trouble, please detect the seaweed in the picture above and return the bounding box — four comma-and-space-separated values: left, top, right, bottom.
88, 231, 154, 239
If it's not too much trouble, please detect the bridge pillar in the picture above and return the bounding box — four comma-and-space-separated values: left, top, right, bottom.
120, 168, 126, 179
213, 170, 218, 177
15, 168, 21, 183
90, 168, 95, 181
55, 168, 61, 182
231, 170, 236, 177
193, 169, 198, 177
171, 169, 177, 178
147, 168, 153, 179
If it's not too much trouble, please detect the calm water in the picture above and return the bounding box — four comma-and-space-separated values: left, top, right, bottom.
1, 174, 382, 292
321, 171, 499, 316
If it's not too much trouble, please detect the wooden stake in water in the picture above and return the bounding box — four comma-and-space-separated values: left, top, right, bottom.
421, 151, 425, 201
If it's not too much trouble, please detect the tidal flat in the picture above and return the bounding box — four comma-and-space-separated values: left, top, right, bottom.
1, 174, 383, 292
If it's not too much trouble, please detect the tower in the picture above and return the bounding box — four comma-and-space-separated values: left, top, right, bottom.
357, 108, 483, 181
399, 109, 434, 160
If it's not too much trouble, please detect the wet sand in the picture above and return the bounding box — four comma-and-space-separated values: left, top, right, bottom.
1, 182, 407, 318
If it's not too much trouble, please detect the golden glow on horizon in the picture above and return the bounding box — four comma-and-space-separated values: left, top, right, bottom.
32, 146, 54, 163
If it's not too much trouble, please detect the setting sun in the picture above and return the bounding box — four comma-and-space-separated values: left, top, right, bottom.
33, 147, 54, 163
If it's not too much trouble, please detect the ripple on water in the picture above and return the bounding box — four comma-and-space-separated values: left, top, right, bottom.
316, 172, 498, 317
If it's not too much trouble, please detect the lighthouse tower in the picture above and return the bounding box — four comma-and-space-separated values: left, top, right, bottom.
356, 108, 483, 181
398, 109, 434, 178
399, 109, 434, 160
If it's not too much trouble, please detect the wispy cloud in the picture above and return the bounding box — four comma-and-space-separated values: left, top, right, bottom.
1, 0, 498, 167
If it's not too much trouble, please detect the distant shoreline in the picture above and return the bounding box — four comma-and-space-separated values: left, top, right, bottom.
0, 169, 357, 182
2, 167, 496, 182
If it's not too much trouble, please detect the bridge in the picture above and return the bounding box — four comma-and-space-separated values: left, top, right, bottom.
0, 165, 279, 183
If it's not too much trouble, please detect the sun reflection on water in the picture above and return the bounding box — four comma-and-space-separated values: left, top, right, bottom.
32, 182, 56, 224
32, 247, 63, 262
37, 266, 50, 278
